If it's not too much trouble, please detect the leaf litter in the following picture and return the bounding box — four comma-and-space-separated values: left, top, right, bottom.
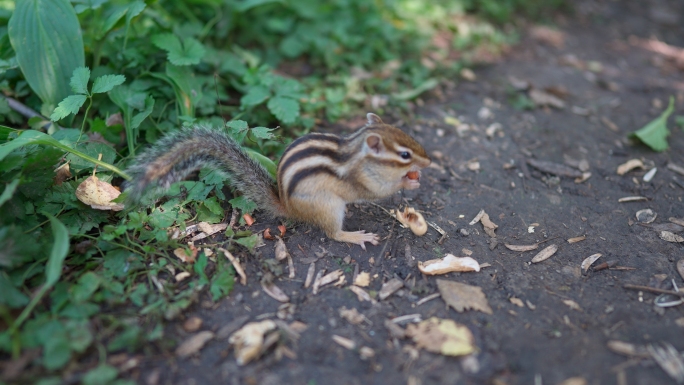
436, 279, 493, 315
418, 254, 480, 275
405, 317, 476, 356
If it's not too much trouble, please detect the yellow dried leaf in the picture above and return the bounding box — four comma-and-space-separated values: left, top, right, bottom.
437, 279, 492, 314
405, 317, 475, 356
75, 175, 124, 211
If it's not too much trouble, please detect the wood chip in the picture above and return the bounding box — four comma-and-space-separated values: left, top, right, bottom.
531, 244, 558, 263
183, 317, 203, 332
378, 278, 404, 300
607, 340, 650, 358
220, 248, 247, 285
469, 209, 485, 225
505, 243, 539, 252
509, 297, 524, 307
581, 253, 602, 272
349, 285, 373, 302
562, 299, 582, 312
567, 236, 586, 244
601, 116, 619, 132
415, 293, 440, 306
670, 217, 684, 227
617, 159, 644, 175
437, 279, 493, 315
667, 162, 684, 176
618, 196, 648, 203
339, 307, 369, 325
480, 212, 498, 238
527, 159, 583, 178
261, 282, 289, 303
229, 320, 277, 365
332, 335, 356, 350
304, 263, 315, 288
313, 270, 343, 294
660, 231, 684, 243
175, 331, 215, 358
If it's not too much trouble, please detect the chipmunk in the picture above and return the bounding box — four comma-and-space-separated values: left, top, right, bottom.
125, 113, 431, 249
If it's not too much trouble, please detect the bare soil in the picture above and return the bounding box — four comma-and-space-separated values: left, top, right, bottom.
139, 1, 684, 384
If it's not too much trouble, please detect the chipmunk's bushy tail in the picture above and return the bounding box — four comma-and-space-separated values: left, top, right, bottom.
124, 125, 285, 217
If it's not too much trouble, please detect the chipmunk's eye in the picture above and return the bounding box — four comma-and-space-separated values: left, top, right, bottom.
399, 151, 411, 159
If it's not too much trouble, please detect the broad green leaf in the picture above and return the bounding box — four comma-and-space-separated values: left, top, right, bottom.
82, 364, 118, 385
235, 0, 285, 12
228, 196, 257, 214
65, 319, 93, 352
130, 95, 154, 129
151, 34, 205, 66
8, 0, 85, 108
125, 1, 146, 23
630, 96, 674, 152
244, 148, 277, 179
0, 178, 20, 208
162, 65, 203, 117
194, 253, 209, 285
0, 272, 29, 308
240, 85, 270, 107
91, 74, 126, 94
267, 95, 299, 124
72, 272, 101, 302
235, 234, 259, 253
45, 215, 69, 287
210, 266, 234, 301
69, 66, 90, 95
250, 126, 275, 140
0, 130, 130, 178
227, 120, 249, 143
50, 94, 87, 121
43, 332, 71, 370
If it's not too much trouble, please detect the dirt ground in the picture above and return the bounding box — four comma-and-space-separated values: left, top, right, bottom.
139, 1, 684, 384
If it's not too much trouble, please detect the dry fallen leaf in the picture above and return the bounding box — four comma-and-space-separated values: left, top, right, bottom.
581, 253, 602, 272
670, 217, 684, 227
469, 209, 485, 225
229, 320, 277, 365
504, 243, 539, 252
173, 247, 198, 263
353, 271, 371, 287
480, 212, 498, 238
529, 89, 566, 109
567, 236, 586, 244
531, 244, 558, 263
418, 254, 480, 275
617, 159, 644, 175
75, 175, 124, 211
437, 279, 493, 315
53, 162, 72, 185
677, 260, 684, 282
197, 222, 228, 237
660, 231, 684, 243
618, 196, 648, 203
176, 331, 214, 358
529, 25, 565, 48
607, 340, 650, 358
313, 269, 344, 295
405, 317, 475, 356
339, 307, 369, 325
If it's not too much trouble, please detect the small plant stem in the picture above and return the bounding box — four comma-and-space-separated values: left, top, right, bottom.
77, 95, 94, 142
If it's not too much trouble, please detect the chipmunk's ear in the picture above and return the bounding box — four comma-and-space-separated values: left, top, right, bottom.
366, 113, 383, 125
365, 133, 384, 154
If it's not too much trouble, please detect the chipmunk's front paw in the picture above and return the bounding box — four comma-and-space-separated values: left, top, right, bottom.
335, 230, 379, 250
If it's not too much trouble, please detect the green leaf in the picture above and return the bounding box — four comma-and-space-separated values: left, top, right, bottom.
43, 332, 71, 370
8, 0, 85, 108
194, 253, 209, 286
244, 148, 277, 179
130, 95, 154, 129
210, 266, 234, 301
630, 96, 674, 152
91, 74, 126, 94
235, 0, 285, 12
69, 66, 90, 95
45, 215, 69, 287
50, 94, 87, 121
82, 364, 118, 385
391, 78, 439, 101
235, 234, 259, 253
151, 34, 205, 66
0, 272, 29, 308
267, 96, 299, 124
229, 196, 258, 214
72, 272, 101, 302
0, 129, 129, 179
0, 178, 20, 208
240, 85, 270, 107
250, 126, 275, 140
